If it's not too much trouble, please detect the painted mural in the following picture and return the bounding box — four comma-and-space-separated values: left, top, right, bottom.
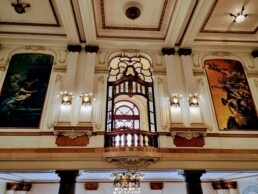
0, 53, 53, 128
204, 59, 258, 130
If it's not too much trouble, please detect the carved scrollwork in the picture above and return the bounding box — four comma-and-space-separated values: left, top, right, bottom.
105, 156, 160, 170
54, 129, 92, 139
25, 45, 45, 51
171, 130, 207, 140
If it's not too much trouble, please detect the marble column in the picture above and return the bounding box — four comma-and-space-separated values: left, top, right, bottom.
56, 170, 79, 194
180, 170, 206, 194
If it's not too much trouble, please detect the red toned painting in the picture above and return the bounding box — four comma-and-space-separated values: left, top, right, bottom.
204, 59, 258, 130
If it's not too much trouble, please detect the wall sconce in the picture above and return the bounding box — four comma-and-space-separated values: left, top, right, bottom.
229, 6, 247, 23
12, 0, 30, 14
58, 91, 74, 105
80, 93, 94, 106
169, 94, 182, 107
187, 94, 201, 107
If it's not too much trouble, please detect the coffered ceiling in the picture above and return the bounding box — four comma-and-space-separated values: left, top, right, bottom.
0, 0, 257, 49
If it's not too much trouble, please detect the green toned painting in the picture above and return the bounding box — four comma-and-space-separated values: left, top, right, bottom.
0, 53, 53, 128
204, 59, 258, 130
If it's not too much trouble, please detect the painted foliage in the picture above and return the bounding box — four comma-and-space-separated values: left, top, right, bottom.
0, 53, 53, 128
204, 59, 258, 130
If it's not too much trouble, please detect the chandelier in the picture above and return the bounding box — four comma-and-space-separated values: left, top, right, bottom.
111, 172, 143, 194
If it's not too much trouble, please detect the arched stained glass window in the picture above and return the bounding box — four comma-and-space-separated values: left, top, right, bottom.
113, 101, 140, 131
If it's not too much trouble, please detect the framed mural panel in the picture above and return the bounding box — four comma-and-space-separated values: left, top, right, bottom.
204, 59, 258, 130
0, 53, 53, 128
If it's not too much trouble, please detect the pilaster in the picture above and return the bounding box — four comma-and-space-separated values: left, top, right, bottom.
162, 48, 184, 127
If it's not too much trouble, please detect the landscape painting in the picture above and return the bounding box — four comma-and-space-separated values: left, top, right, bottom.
0, 53, 53, 128
204, 59, 258, 130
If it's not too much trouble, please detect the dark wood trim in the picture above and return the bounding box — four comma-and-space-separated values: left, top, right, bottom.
0, 148, 258, 155
0, 132, 54, 136
0, 131, 258, 138
206, 133, 258, 138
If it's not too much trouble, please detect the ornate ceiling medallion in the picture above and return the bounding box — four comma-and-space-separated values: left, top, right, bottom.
126, 7, 141, 20
124, 2, 143, 20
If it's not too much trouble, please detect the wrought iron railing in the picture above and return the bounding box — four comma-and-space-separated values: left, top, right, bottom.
104, 130, 158, 148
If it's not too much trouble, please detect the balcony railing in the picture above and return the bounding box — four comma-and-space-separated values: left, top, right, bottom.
105, 130, 158, 148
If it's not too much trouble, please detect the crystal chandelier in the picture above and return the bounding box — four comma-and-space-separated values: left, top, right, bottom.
111, 172, 143, 194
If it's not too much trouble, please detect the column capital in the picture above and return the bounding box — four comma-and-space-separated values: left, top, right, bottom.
178, 48, 192, 56
180, 170, 206, 182
85, 45, 99, 53
56, 170, 80, 184
67, 45, 82, 53
251, 50, 258, 58
162, 48, 175, 56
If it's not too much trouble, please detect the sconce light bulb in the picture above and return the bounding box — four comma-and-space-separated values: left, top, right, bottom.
173, 98, 179, 104
63, 96, 69, 102
192, 98, 198, 104
83, 96, 90, 102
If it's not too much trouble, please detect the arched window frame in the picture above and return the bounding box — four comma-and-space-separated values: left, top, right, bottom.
105, 53, 157, 133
